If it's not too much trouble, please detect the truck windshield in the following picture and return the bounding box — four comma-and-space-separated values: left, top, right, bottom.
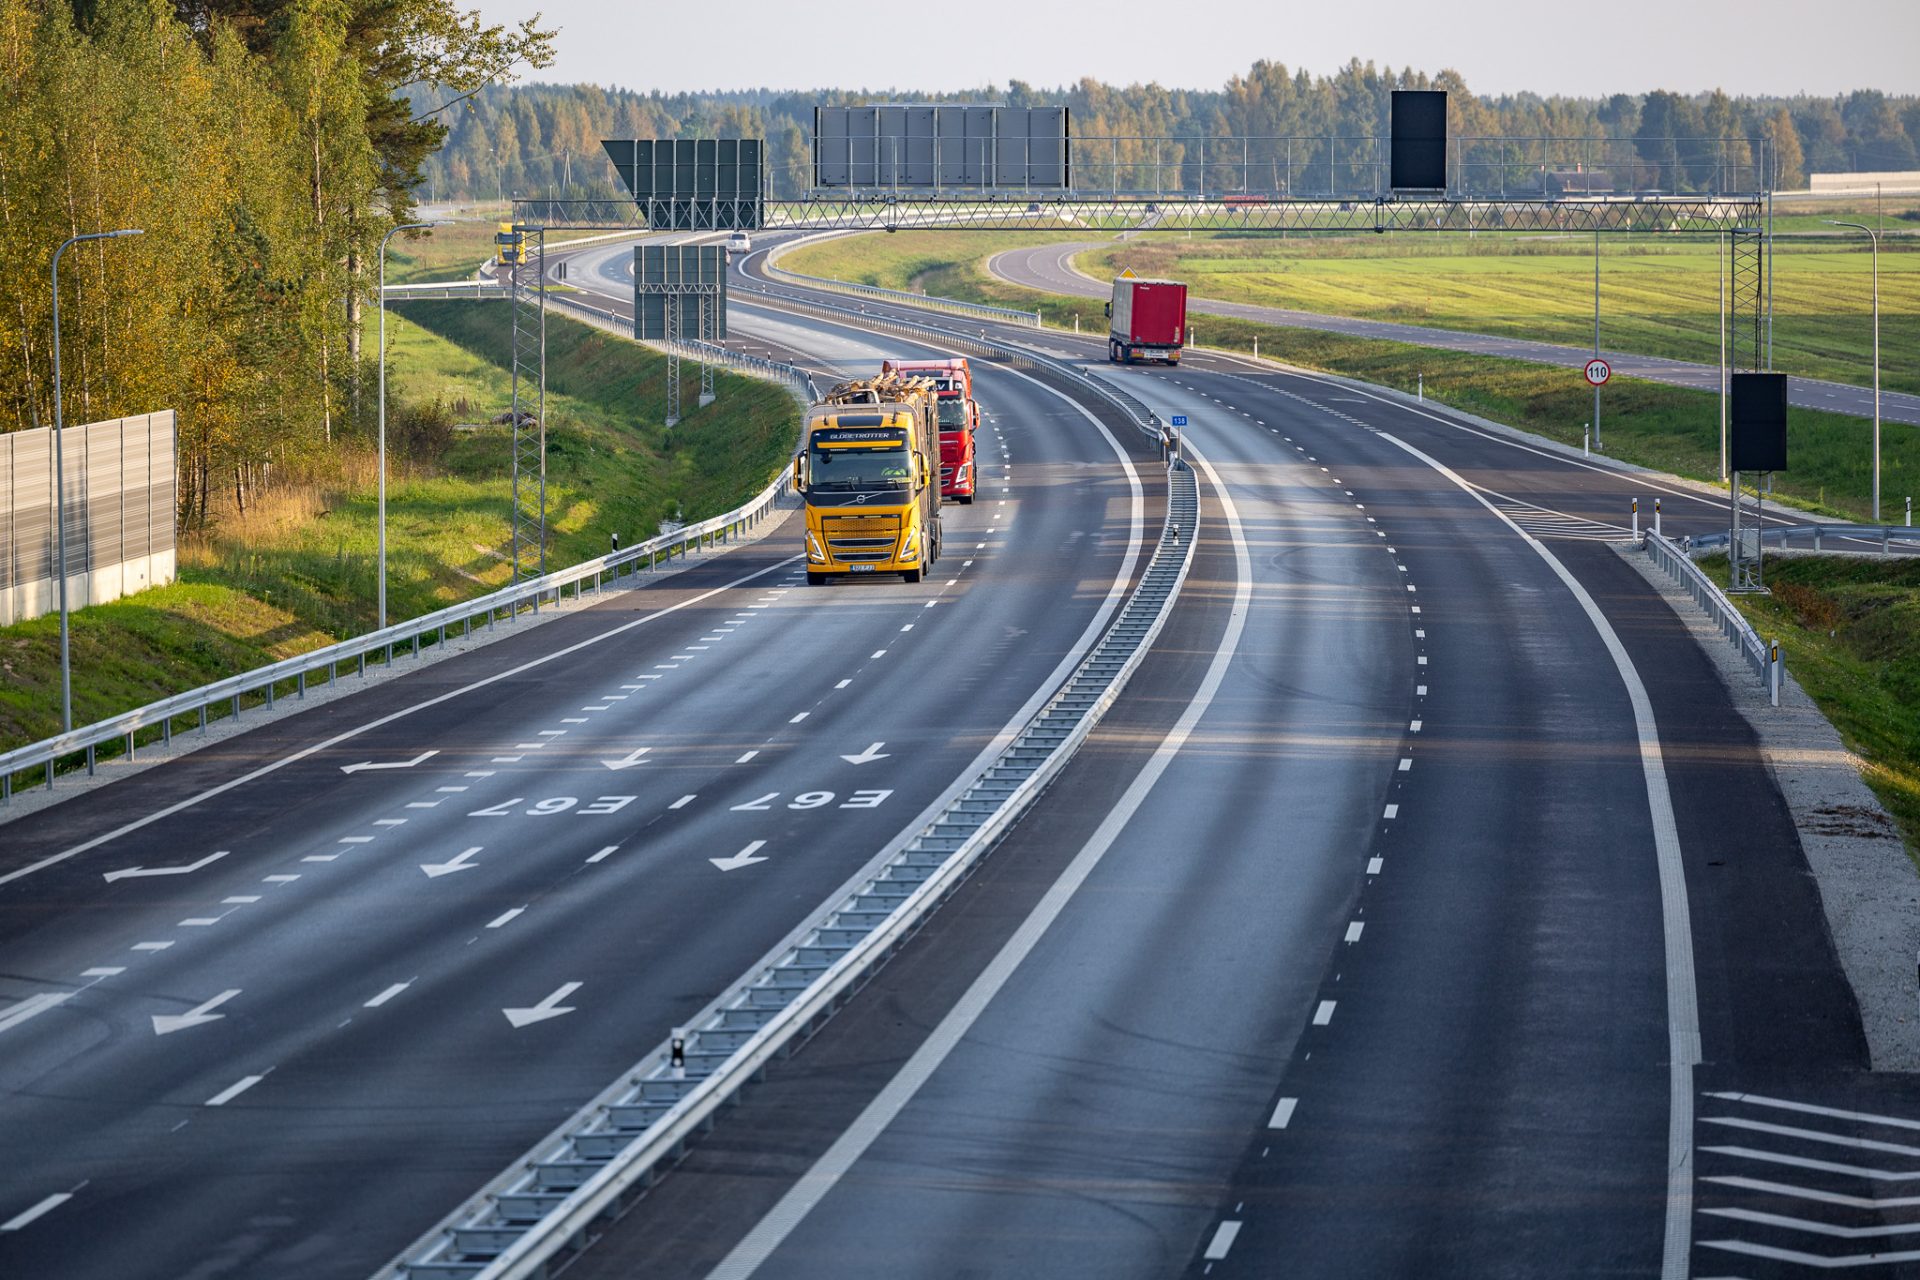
936, 400, 968, 429
808, 445, 911, 492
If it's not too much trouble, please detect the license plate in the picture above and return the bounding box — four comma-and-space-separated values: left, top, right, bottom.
848, 564, 877, 573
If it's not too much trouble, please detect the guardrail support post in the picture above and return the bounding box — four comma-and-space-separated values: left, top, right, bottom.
297, 671, 306, 699
231, 694, 240, 720
199, 706, 207, 733
86, 745, 95, 776
265, 681, 274, 710
1815, 526, 1822, 551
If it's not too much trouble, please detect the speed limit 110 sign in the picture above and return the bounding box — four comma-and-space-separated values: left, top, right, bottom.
1584, 358, 1611, 387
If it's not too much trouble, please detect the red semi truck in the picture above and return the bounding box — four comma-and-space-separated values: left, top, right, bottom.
881, 358, 978, 503
1106, 277, 1188, 365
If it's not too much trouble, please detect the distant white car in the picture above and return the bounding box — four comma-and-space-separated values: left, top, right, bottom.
726, 231, 752, 254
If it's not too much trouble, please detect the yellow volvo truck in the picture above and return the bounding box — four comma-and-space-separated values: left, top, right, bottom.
796, 375, 944, 584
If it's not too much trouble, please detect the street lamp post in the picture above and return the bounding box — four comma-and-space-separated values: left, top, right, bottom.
377, 221, 436, 630
1828, 220, 1881, 522
50, 228, 144, 734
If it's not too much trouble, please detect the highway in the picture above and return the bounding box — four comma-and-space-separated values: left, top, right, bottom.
989, 240, 1920, 427
0, 257, 1158, 1277
0, 230, 1907, 1280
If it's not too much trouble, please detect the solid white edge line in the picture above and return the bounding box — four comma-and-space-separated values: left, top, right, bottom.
2, 555, 807, 888
1375, 429, 1700, 1280
706, 438, 1250, 1280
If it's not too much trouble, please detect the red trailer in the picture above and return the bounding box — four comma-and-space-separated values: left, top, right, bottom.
882, 358, 978, 502
1106, 277, 1188, 365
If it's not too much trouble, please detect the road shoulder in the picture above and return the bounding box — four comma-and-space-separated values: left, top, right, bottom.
1614, 541, 1920, 1070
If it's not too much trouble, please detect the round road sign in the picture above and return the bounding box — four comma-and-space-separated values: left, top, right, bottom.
1584, 358, 1612, 387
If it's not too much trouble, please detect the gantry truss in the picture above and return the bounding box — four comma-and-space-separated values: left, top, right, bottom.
513, 194, 1765, 237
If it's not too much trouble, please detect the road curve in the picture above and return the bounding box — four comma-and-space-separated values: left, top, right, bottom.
0, 263, 1159, 1279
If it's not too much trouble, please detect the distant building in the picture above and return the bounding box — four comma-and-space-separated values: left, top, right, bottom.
1808, 170, 1920, 194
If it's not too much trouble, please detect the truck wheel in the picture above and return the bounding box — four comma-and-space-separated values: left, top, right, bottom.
807, 571, 827, 585
1107, 341, 1118, 363
903, 567, 923, 583
959, 494, 973, 505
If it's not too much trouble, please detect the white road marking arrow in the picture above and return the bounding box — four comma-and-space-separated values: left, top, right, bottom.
420, 846, 483, 878
840, 742, 889, 765
503, 981, 582, 1028
340, 750, 439, 774
601, 746, 651, 771
104, 850, 229, 884
709, 840, 769, 872
152, 988, 241, 1036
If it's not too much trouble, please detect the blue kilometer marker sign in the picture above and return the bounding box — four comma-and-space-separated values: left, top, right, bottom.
1171, 415, 1187, 426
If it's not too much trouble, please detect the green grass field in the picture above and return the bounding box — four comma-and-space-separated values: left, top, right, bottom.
0, 303, 798, 751
1077, 234, 1920, 395
382, 218, 504, 284
1713, 554, 1920, 863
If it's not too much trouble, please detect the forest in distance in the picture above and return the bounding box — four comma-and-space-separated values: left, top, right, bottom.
424, 66, 1920, 203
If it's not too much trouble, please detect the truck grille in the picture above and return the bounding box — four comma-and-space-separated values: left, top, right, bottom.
827, 537, 895, 562
822, 514, 900, 562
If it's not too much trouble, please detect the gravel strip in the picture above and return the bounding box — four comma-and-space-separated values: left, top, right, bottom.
1615, 541, 1920, 1070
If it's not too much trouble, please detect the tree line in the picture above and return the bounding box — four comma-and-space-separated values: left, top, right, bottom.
424, 63, 1920, 203
0, 0, 550, 523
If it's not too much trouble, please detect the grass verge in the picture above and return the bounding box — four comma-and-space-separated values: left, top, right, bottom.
0, 303, 797, 751
1709, 554, 1920, 864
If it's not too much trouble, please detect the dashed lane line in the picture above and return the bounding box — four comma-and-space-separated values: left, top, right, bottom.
1, 556, 820, 889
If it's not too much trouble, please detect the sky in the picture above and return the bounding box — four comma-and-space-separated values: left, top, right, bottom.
488, 0, 1919, 99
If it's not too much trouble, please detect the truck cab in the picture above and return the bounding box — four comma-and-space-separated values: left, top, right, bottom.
880, 358, 977, 502
797, 377, 944, 584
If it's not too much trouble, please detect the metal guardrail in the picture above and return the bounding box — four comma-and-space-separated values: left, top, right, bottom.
381, 457, 1200, 1280
1687, 522, 1920, 557
0, 470, 799, 802
382, 281, 511, 300
762, 237, 1043, 327
1643, 531, 1781, 706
